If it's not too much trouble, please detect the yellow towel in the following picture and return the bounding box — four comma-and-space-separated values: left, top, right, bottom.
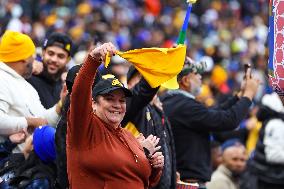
106, 45, 186, 88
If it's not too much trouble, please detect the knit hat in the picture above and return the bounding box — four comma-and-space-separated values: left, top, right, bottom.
33, 125, 56, 163
43, 32, 73, 57
0, 30, 35, 63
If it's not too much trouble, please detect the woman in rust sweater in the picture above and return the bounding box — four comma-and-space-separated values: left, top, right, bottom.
67, 42, 163, 189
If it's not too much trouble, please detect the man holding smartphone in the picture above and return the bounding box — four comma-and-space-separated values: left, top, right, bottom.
161, 57, 260, 189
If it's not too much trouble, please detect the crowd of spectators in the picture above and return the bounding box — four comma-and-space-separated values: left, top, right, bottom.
1, 0, 281, 189
0, 0, 270, 103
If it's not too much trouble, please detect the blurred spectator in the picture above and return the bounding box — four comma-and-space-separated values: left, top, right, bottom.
0, 1, 270, 105
161, 57, 259, 189
0, 30, 60, 153
207, 139, 247, 189
27, 32, 72, 109
0, 131, 26, 161
124, 69, 176, 189
249, 93, 284, 189
0, 0, 273, 187
210, 141, 222, 171
0, 126, 57, 189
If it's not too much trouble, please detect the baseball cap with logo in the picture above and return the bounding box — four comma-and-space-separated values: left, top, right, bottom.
92, 74, 132, 98
43, 32, 73, 56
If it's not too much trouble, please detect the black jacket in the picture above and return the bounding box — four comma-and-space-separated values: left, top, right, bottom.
161, 90, 251, 182
27, 73, 62, 109
122, 79, 177, 189
55, 95, 70, 189
124, 102, 176, 189
122, 78, 159, 126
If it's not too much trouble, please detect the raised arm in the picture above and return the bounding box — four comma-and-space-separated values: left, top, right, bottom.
68, 43, 116, 147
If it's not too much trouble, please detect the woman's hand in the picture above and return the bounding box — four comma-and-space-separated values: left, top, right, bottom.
150, 151, 164, 168
136, 133, 145, 145
90, 42, 117, 62
138, 134, 161, 156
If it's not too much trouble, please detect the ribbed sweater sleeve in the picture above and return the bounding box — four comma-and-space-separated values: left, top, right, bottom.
68, 55, 101, 148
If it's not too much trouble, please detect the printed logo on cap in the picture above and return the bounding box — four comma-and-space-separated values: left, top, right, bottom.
65, 44, 71, 51
112, 79, 123, 87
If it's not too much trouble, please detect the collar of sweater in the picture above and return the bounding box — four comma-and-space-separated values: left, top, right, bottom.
218, 164, 233, 178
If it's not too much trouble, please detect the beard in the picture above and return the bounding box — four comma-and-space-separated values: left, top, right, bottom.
41, 63, 66, 82
190, 86, 201, 96
23, 62, 33, 79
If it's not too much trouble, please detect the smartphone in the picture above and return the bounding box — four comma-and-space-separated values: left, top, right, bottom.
244, 63, 251, 79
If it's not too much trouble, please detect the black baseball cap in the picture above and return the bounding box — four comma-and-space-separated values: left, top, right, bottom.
92, 75, 132, 98
43, 32, 73, 56
66, 65, 81, 92
66, 65, 102, 93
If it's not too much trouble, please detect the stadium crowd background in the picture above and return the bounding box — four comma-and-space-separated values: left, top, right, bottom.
0, 0, 278, 189
0, 0, 270, 105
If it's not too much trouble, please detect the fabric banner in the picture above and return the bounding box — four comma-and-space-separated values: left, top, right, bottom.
269, 0, 284, 96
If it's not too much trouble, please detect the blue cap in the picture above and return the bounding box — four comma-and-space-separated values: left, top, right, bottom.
33, 125, 56, 163
221, 138, 242, 152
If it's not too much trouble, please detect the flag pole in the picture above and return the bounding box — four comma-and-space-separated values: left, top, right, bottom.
161, 0, 197, 89
176, 3, 193, 45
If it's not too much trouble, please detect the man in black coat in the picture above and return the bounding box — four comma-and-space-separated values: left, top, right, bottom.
123, 68, 176, 189
160, 57, 259, 189
28, 33, 73, 108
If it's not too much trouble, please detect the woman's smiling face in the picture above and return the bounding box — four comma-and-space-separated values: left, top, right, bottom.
94, 89, 126, 128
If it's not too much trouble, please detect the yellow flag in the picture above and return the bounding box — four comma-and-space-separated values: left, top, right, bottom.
105, 52, 111, 68
161, 75, 179, 89
105, 45, 186, 88
124, 122, 140, 137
